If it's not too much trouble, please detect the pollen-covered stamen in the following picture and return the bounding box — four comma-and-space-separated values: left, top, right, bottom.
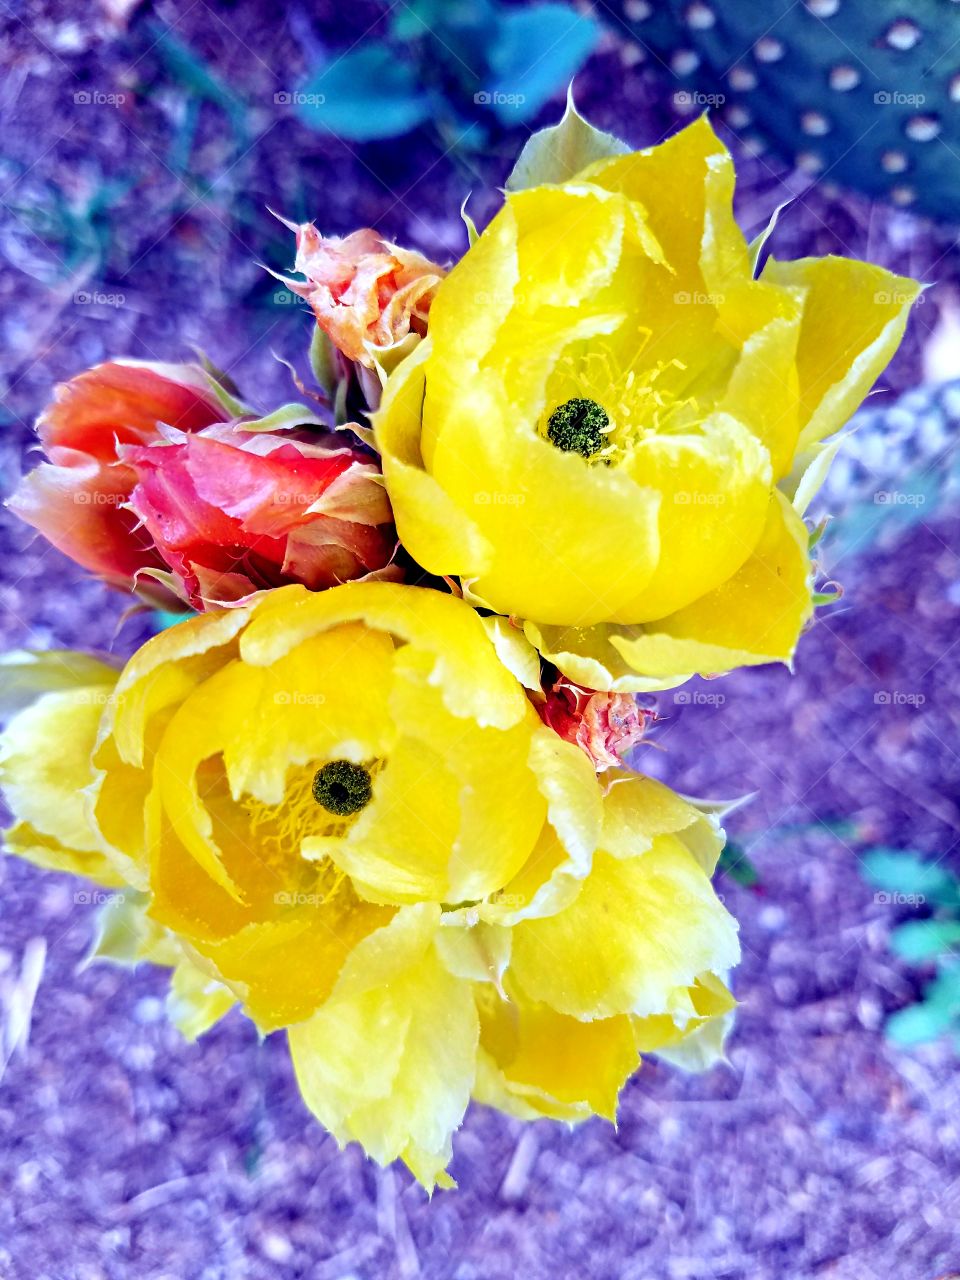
312, 760, 373, 816
547, 398, 609, 458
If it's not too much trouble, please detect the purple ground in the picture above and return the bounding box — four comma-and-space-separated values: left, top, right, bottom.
2, 4, 960, 1278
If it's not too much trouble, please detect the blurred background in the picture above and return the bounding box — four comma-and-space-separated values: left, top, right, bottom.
2, 2, 960, 1277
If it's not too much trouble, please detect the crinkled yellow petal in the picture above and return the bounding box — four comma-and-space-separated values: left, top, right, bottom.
509, 835, 739, 1020
154, 625, 395, 898
240, 582, 528, 731
601, 773, 725, 874
632, 972, 736, 1071
109, 606, 252, 767
425, 374, 662, 626
186, 891, 392, 1032
83, 887, 179, 968
288, 905, 478, 1189
578, 117, 737, 277
523, 619, 689, 693
435, 921, 511, 988
318, 649, 544, 904
476, 984, 638, 1122
447, 727, 602, 929
0, 687, 124, 886
608, 489, 812, 678
761, 254, 922, 451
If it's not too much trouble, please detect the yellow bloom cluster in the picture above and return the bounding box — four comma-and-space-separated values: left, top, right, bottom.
0, 105, 918, 1189
1, 585, 736, 1187
377, 116, 920, 690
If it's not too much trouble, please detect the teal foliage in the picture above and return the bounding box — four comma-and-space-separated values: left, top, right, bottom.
296, 0, 600, 143
862, 849, 960, 1049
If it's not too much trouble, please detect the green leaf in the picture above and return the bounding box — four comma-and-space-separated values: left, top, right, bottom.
309, 324, 339, 398
717, 841, 760, 888
490, 8, 601, 126
886, 969, 960, 1046
506, 83, 628, 191
890, 919, 960, 963
886, 999, 956, 1047
298, 45, 434, 142
238, 402, 322, 434
861, 849, 960, 907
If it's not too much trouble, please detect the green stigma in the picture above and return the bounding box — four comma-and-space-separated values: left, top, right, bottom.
312, 760, 373, 816
546, 398, 609, 458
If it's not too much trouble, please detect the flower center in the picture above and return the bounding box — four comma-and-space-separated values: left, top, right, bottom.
312, 760, 373, 816
546, 397, 609, 457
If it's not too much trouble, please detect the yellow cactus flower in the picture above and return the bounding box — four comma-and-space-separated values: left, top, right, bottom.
0, 584, 738, 1188
375, 116, 922, 690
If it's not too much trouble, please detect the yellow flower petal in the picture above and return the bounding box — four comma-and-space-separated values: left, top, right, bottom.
608, 489, 812, 677
510, 835, 739, 1019
0, 687, 124, 886
476, 984, 638, 1122
601, 773, 725, 874
288, 905, 478, 1189
240, 582, 528, 731
762, 254, 922, 451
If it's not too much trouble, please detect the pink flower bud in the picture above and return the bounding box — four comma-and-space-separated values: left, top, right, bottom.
9, 360, 223, 598
122, 423, 398, 608
539, 676, 656, 772
288, 224, 445, 367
